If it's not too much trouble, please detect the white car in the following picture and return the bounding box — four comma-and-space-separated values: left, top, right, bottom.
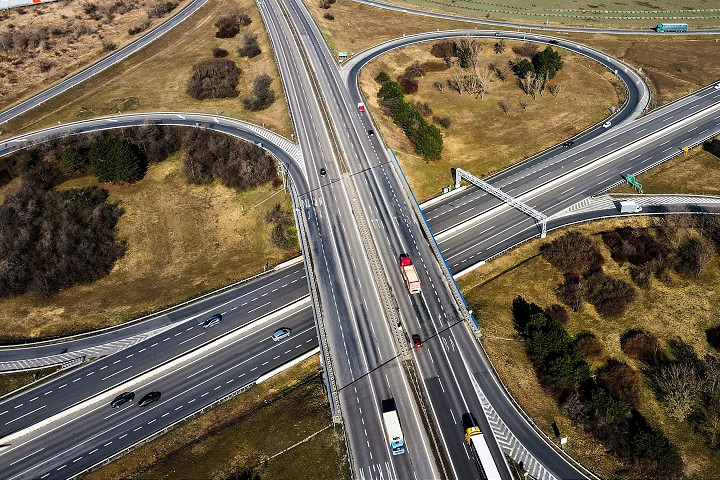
714, 83, 720, 90
272, 327, 291, 341
603, 121, 612, 128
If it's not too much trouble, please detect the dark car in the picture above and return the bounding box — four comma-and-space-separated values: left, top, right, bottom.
201, 314, 222, 329
138, 391, 161, 407
412, 334, 423, 348
368, 129, 374, 136
319, 167, 327, 176
549, 39, 559, 45
562, 141, 575, 147
111, 392, 135, 408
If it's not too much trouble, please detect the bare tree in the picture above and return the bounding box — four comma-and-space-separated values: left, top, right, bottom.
652, 362, 702, 421
498, 100, 510, 114
519, 100, 528, 110
433, 81, 444, 93
549, 83, 563, 96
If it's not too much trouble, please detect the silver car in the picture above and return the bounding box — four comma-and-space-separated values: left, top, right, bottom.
272, 328, 291, 341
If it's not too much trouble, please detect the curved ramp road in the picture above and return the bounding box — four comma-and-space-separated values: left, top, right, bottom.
0, 112, 307, 194
353, 0, 720, 35
0, 0, 209, 126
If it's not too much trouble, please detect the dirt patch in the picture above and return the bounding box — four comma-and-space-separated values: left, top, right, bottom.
0, 155, 299, 341
1, 0, 292, 140
359, 41, 619, 201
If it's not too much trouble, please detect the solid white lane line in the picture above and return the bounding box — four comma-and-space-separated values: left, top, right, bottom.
102, 366, 132, 381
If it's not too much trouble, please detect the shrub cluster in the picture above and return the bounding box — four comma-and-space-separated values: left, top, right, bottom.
707, 325, 720, 351
243, 74, 276, 111
705, 138, 720, 159
543, 231, 636, 318
376, 72, 443, 160
512, 297, 683, 476
0, 179, 125, 297
186, 58, 241, 100
601, 227, 669, 266
237, 33, 261, 58
265, 203, 297, 250
181, 128, 276, 191
214, 15, 240, 38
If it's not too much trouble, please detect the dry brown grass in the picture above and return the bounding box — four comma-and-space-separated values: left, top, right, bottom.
303, 0, 477, 55
612, 145, 720, 196
0, 155, 299, 342
372, 0, 720, 29
459, 217, 720, 478
1, 0, 292, 140
0, 0, 193, 110
84, 356, 350, 480
359, 42, 619, 201
551, 33, 720, 106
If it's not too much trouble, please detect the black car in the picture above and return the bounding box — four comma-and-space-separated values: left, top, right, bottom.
319, 167, 327, 176
549, 39, 559, 45
138, 391, 161, 407
111, 392, 135, 408
562, 140, 575, 147
201, 314, 222, 329
368, 129, 374, 136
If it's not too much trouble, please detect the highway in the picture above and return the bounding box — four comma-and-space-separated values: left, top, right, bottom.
1, 0, 719, 478
354, 0, 720, 35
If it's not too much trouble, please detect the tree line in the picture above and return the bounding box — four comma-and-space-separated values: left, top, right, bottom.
375, 71, 443, 160
512, 297, 684, 478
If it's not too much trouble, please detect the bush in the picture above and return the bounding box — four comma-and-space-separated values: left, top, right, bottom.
89, 137, 144, 183
398, 76, 418, 94
102, 40, 117, 51
705, 138, 720, 158
375, 71, 391, 84
675, 236, 712, 277
433, 116, 451, 129
242, 74, 276, 111
212, 47, 229, 58
541, 231, 604, 275
555, 273, 584, 311
214, 15, 240, 38
128, 18, 150, 35
430, 40, 454, 59
147, 0, 176, 18
601, 227, 670, 266
512, 42, 539, 58
620, 329, 666, 365
597, 359, 643, 408
181, 129, 276, 191
59, 147, 87, 175
575, 332, 604, 361
237, 33, 261, 58
186, 58, 241, 100
265, 203, 297, 250
323, 12, 334, 20
583, 271, 637, 318
545, 304, 569, 325
706, 325, 720, 350
632, 430, 682, 468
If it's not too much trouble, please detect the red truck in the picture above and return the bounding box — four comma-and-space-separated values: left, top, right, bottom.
399, 254, 421, 294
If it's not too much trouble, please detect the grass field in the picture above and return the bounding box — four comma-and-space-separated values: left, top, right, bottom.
0, 367, 60, 398
459, 218, 720, 478
358, 41, 620, 201
0, 154, 299, 342
0, 0, 292, 140
553, 33, 720, 106
83, 356, 350, 480
376, 0, 720, 28
612, 144, 720, 196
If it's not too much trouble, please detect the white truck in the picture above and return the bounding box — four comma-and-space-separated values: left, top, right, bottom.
382, 399, 406, 455
399, 254, 421, 294
465, 425, 502, 480
618, 200, 642, 213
